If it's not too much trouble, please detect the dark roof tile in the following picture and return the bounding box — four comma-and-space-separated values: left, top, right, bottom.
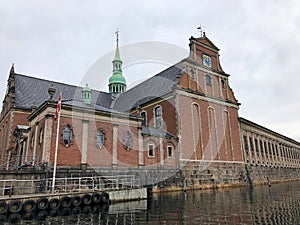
14, 73, 113, 109
113, 62, 183, 112
62, 99, 126, 115
142, 127, 176, 139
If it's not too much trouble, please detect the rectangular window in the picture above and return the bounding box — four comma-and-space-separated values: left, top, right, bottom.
260, 140, 264, 160
148, 144, 154, 157
141, 112, 147, 126
167, 146, 173, 158
243, 135, 248, 153
205, 74, 212, 86
249, 137, 254, 153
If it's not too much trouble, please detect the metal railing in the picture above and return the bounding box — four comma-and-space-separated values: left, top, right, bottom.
0, 174, 140, 196
0, 154, 41, 171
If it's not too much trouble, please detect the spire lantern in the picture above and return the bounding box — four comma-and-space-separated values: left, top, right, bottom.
82, 84, 92, 104
108, 29, 127, 94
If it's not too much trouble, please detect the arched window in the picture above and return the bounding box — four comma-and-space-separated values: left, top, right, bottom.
154, 106, 162, 128
141, 111, 147, 127
62, 125, 72, 147
205, 74, 212, 86
124, 131, 131, 150
96, 130, 105, 149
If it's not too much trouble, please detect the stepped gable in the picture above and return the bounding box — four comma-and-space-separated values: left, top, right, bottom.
112, 61, 183, 112
13, 73, 113, 109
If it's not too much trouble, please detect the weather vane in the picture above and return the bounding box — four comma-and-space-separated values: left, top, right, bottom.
197, 25, 205, 37
115, 28, 119, 45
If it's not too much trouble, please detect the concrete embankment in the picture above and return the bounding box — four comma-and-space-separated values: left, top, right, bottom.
107, 188, 147, 203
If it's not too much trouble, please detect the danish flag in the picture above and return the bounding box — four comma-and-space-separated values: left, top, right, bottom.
54, 92, 62, 121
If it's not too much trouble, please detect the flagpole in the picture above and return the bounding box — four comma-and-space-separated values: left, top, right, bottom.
52, 92, 62, 193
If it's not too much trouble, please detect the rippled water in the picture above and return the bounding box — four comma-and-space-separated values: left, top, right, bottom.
1, 181, 299, 224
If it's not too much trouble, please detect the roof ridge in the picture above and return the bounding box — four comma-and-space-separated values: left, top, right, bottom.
14, 73, 109, 95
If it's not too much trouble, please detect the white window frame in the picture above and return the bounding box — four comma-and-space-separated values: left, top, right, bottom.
148, 144, 155, 157
167, 145, 173, 158
154, 105, 162, 128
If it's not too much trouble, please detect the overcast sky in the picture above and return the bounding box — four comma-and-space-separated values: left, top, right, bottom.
1, 0, 300, 140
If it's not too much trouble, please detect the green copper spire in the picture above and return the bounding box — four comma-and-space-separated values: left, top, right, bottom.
108, 29, 126, 93
82, 83, 92, 104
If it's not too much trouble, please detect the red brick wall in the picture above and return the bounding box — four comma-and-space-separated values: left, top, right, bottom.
51, 117, 82, 166
85, 120, 113, 167
0, 110, 31, 168
178, 94, 242, 162
133, 97, 177, 136
116, 124, 139, 167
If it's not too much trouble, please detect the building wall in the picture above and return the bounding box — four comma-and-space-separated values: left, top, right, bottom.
0, 110, 31, 169
132, 96, 177, 136
240, 118, 300, 169
240, 118, 300, 184
176, 36, 242, 164
26, 104, 178, 170
178, 94, 242, 162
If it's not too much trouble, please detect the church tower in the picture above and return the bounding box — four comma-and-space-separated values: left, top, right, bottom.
108, 31, 126, 93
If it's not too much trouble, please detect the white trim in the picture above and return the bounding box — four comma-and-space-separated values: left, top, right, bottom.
176, 89, 239, 109
207, 106, 219, 160
167, 145, 173, 158
191, 103, 203, 160
182, 61, 228, 79
153, 105, 163, 128
140, 110, 147, 127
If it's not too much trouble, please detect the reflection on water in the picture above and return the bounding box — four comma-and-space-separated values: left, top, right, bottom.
1, 181, 299, 224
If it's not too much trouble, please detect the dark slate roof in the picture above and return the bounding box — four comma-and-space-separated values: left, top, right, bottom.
62, 99, 126, 115
112, 62, 183, 112
14, 73, 113, 109
142, 127, 176, 139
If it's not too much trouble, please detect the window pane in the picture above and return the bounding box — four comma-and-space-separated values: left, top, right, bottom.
168, 146, 173, 157
205, 74, 212, 86
141, 112, 146, 126
96, 130, 104, 149
155, 106, 162, 127
124, 131, 131, 150
148, 145, 154, 157
63, 126, 72, 146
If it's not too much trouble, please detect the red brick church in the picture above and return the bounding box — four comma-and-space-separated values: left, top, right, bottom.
1, 33, 299, 188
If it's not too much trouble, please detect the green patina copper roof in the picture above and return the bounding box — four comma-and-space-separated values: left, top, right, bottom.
109, 73, 126, 84
113, 42, 121, 62
108, 34, 127, 93
82, 83, 92, 104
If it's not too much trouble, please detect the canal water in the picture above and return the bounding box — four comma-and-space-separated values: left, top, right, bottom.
1, 181, 299, 224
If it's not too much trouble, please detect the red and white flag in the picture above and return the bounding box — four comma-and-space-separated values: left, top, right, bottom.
54, 92, 62, 121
